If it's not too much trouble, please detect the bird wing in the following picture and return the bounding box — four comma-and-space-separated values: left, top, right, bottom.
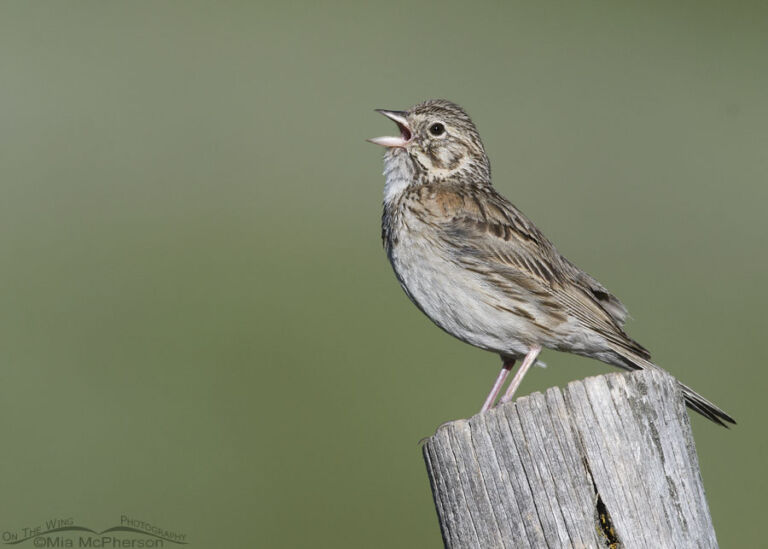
418, 184, 649, 359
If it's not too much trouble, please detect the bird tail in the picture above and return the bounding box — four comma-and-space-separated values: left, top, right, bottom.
607, 346, 736, 427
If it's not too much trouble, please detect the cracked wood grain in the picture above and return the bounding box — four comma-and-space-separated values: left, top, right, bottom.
422, 369, 718, 548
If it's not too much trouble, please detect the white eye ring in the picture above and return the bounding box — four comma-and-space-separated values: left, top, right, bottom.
429, 122, 446, 137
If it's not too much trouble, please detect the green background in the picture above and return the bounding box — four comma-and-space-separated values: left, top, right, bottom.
0, 1, 765, 547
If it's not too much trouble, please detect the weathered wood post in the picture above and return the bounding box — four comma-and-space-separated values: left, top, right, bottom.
422, 369, 718, 548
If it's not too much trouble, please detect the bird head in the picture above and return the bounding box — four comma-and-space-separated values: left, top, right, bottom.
368, 99, 490, 185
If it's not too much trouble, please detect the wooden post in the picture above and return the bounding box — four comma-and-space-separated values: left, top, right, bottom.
422, 369, 718, 548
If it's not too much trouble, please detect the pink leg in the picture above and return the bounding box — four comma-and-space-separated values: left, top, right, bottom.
500, 345, 542, 404
480, 359, 515, 413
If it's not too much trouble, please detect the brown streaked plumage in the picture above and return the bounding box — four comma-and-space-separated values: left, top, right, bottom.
369, 99, 734, 426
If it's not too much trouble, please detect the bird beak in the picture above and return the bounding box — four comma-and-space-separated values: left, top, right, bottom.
367, 109, 412, 148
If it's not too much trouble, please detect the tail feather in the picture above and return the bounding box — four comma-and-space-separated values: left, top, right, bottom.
678, 382, 736, 427
607, 347, 736, 428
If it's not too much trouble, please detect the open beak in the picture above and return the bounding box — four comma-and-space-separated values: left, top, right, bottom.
367, 109, 412, 148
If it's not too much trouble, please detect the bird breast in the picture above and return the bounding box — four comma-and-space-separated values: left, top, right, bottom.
384, 201, 535, 358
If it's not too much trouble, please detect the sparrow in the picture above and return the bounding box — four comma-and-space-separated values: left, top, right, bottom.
368, 99, 734, 426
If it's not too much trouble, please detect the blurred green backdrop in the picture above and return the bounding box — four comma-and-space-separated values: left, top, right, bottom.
0, 1, 765, 547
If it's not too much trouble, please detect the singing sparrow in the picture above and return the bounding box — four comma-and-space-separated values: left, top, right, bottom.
369, 99, 733, 426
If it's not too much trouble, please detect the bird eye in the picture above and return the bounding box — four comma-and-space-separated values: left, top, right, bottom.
429, 123, 445, 136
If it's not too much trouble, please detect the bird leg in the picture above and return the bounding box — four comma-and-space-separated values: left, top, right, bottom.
480, 358, 515, 413
500, 345, 542, 404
